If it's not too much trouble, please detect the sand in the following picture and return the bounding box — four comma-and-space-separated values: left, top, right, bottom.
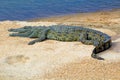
0, 9, 120, 80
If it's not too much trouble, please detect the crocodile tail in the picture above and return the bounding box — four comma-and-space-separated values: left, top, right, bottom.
91, 39, 112, 60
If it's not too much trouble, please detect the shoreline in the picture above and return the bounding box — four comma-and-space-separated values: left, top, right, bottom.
29, 8, 120, 21
29, 9, 120, 34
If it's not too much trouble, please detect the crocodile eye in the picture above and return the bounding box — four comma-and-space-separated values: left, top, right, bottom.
24, 26, 32, 29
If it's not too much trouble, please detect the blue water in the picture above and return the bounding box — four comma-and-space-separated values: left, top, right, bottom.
0, 0, 120, 21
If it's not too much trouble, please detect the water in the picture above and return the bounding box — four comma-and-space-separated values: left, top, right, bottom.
0, 0, 120, 21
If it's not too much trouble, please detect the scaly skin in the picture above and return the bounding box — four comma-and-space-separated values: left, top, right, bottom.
8, 25, 112, 60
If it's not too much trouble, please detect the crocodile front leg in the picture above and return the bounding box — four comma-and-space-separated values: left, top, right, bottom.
28, 29, 48, 45
28, 38, 45, 45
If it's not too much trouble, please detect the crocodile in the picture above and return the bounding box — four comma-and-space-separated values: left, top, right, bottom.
8, 25, 112, 60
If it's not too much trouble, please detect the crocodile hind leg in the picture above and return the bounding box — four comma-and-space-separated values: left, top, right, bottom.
79, 32, 93, 45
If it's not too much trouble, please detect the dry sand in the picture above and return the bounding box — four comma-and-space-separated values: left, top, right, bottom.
0, 9, 120, 80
